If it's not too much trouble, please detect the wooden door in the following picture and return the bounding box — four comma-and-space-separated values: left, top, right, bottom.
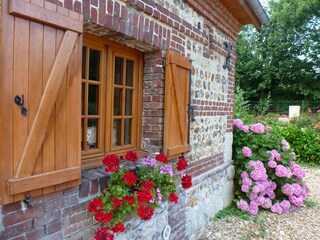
0, 0, 83, 205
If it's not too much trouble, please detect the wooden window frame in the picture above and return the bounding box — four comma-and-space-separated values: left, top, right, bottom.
81, 34, 143, 169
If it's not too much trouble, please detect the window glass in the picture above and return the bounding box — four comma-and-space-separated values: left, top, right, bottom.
88, 84, 99, 115
87, 119, 98, 150
89, 49, 100, 81
126, 60, 134, 86
115, 57, 123, 85
125, 89, 132, 116
124, 119, 132, 145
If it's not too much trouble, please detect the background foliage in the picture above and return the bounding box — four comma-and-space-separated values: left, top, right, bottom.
236, 0, 320, 105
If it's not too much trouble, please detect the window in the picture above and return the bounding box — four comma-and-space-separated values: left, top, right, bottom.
81, 35, 142, 168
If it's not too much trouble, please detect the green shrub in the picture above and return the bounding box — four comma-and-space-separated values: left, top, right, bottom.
280, 125, 320, 165
234, 86, 251, 119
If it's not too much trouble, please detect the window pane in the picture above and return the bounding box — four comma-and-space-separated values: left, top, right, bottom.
125, 89, 132, 116
89, 49, 100, 81
114, 88, 122, 116
124, 119, 132, 145
81, 83, 85, 115
126, 60, 134, 86
82, 47, 86, 79
88, 84, 99, 115
87, 119, 98, 150
113, 119, 121, 147
115, 57, 123, 85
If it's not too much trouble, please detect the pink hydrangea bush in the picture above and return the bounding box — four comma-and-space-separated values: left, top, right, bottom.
233, 119, 308, 215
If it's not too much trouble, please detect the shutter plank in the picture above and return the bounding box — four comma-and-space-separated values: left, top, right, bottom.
12, 17, 30, 202
164, 50, 191, 159
8, 167, 81, 195
0, 0, 15, 205
14, 30, 78, 178
42, 26, 57, 194
54, 29, 68, 191
9, 0, 83, 33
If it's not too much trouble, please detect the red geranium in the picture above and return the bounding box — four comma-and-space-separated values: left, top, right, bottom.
123, 196, 135, 205
123, 172, 137, 185
95, 211, 113, 223
112, 198, 122, 210
103, 154, 120, 172
142, 180, 154, 190
125, 151, 138, 162
94, 227, 114, 240
111, 222, 125, 233
168, 192, 179, 203
156, 153, 168, 163
137, 189, 153, 203
137, 205, 155, 220
181, 175, 192, 189
88, 198, 104, 212
176, 157, 188, 171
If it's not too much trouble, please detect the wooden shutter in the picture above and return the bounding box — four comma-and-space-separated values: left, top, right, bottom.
163, 50, 191, 159
0, 0, 83, 205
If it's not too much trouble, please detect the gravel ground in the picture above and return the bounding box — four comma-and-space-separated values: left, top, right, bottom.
196, 167, 320, 240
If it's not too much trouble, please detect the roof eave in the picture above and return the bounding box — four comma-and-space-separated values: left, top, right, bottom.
246, 0, 269, 27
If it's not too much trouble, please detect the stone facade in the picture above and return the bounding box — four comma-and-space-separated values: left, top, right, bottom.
0, 0, 246, 239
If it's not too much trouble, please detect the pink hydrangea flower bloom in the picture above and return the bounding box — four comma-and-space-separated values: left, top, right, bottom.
281, 184, 294, 196
271, 202, 283, 214
268, 160, 277, 168
281, 139, 290, 151
289, 195, 304, 207
262, 198, 272, 209
250, 123, 265, 134
233, 119, 243, 128
237, 199, 249, 211
241, 184, 249, 193
248, 201, 259, 215
275, 165, 290, 178
241, 171, 248, 179
240, 124, 249, 133
271, 150, 281, 161
242, 177, 252, 186
242, 146, 252, 158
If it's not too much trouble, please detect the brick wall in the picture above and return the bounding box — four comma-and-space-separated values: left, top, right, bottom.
0, 0, 242, 239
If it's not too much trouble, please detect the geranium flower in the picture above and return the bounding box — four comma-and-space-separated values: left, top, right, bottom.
156, 153, 168, 163
123, 196, 135, 205
137, 189, 153, 203
181, 175, 192, 189
176, 157, 188, 171
111, 222, 125, 233
123, 172, 137, 185
95, 211, 113, 223
125, 151, 138, 162
137, 205, 154, 220
160, 165, 173, 176
103, 154, 120, 172
168, 192, 179, 203
88, 198, 103, 212
94, 227, 114, 240
142, 180, 154, 190
112, 198, 122, 210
